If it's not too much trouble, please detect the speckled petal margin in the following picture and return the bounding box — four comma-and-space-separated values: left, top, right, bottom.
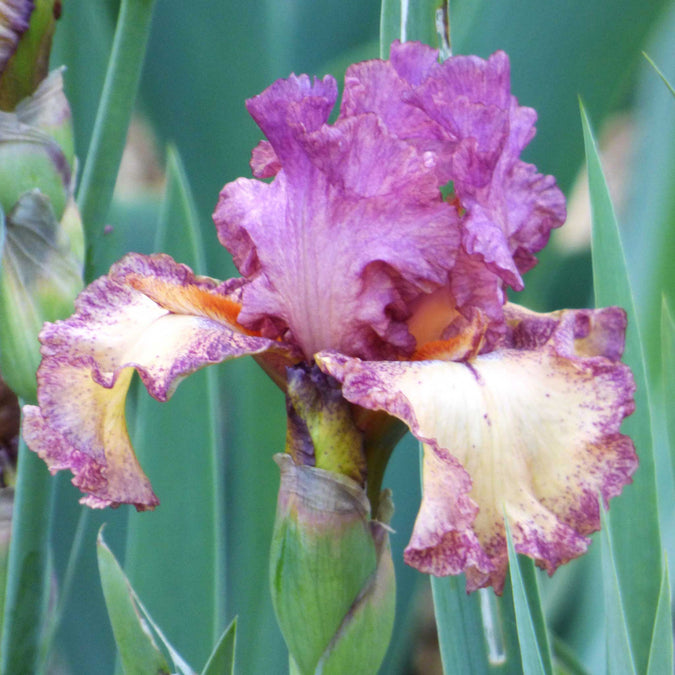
23, 253, 289, 510
317, 304, 636, 592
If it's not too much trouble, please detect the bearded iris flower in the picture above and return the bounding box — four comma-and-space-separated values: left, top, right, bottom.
22, 42, 636, 592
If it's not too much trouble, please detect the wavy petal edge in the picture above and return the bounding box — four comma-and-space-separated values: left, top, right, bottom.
22, 252, 292, 509
317, 304, 637, 592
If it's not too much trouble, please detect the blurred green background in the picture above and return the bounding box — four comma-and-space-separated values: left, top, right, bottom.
44, 1, 674, 672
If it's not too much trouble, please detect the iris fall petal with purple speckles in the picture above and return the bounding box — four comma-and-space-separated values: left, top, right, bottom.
316, 304, 637, 592
23, 253, 290, 509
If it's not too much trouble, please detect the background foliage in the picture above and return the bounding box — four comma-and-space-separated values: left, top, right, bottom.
8, 0, 672, 672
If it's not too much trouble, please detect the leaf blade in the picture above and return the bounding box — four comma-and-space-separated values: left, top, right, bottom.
430, 575, 491, 675
0, 435, 53, 675
201, 619, 237, 675
662, 298, 675, 484
505, 521, 547, 675
642, 52, 675, 98
646, 561, 673, 675
598, 505, 636, 675
581, 99, 663, 674
96, 530, 171, 675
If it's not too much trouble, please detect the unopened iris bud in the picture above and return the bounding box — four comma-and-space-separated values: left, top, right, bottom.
0, 62, 81, 402
0, 190, 83, 401
271, 365, 395, 674
0, 68, 74, 220
270, 454, 395, 675
0, 0, 60, 110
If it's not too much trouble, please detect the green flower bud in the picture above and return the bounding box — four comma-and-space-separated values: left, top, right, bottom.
0, 68, 74, 221
0, 0, 60, 110
0, 65, 79, 402
0, 189, 83, 401
270, 454, 396, 675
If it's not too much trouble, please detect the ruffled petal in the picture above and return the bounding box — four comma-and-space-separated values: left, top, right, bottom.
214, 79, 460, 361
22, 253, 290, 510
456, 150, 566, 289
340, 42, 566, 335
406, 443, 494, 581
317, 305, 636, 592
214, 45, 567, 360
449, 249, 507, 350
246, 73, 338, 173
403, 47, 566, 285
250, 139, 281, 179
341, 44, 443, 153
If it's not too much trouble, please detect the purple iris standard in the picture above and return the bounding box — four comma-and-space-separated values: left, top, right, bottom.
22, 41, 636, 592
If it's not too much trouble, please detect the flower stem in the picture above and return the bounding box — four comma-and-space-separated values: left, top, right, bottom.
0, 431, 54, 674
76, 0, 156, 282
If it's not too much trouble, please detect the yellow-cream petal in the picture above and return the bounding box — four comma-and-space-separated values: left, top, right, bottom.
23, 253, 291, 509
317, 306, 636, 592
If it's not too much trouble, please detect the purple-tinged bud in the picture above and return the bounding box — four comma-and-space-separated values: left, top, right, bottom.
0, 68, 74, 220
285, 364, 366, 484
0, 0, 60, 110
0, 66, 80, 401
0, 1, 34, 77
